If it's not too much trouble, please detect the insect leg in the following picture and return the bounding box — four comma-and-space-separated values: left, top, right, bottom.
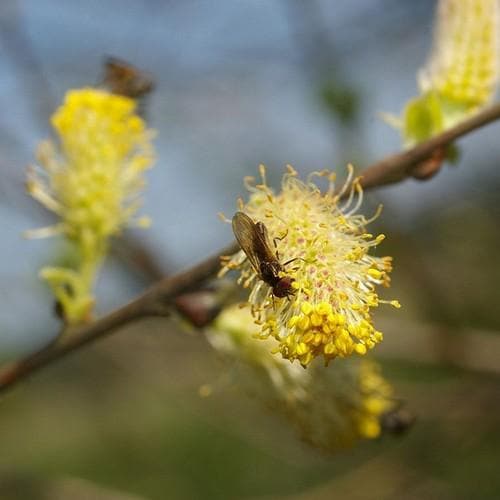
282, 257, 306, 267
272, 229, 288, 261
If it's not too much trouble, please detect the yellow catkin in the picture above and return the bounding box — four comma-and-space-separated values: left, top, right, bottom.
220, 165, 398, 366
420, 0, 499, 109
385, 0, 499, 147
27, 88, 155, 323
207, 305, 397, 451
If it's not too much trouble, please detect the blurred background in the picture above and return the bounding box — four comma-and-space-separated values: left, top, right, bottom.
1, 0, 500, 498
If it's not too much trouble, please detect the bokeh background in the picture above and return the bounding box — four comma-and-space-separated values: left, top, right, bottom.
1, 0, 500, 498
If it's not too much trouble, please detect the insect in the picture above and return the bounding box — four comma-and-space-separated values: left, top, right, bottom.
232, 211, 295, 298
102, 56, 154, 99
380, 403, 415, 435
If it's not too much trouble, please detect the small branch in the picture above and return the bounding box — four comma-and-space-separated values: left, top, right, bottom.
359, 102, 500, 189
3, 102, 500, 394
0, 242, 238, 393
111, 233, 167, 283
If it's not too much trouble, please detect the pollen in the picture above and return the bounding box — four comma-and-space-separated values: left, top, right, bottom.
33, 88, 155, 241
389, 0, 500, 147
420, 0, 499, 110
208, 305, 398, 451
27, 88, 155, 324
220, 165, 399, 367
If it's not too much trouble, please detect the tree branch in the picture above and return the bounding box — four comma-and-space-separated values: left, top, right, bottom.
0, 242, 238, 393
2, 102, 500, 393
359, 102, 500, 189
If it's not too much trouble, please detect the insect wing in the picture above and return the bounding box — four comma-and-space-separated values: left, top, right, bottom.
103, 57, 154, 98
254, 221, 278, 263
232, 212, 274, 274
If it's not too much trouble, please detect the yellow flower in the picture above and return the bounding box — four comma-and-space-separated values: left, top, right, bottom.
207, 305, 396, 451
220, 165, 399, 367
419, 0, 499, 110
386, 0, 499, 147
27, 88, 155, 323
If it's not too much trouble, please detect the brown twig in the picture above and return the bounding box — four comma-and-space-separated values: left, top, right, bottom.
2, 102, 500, 393
0, 242, 238, 393
359, 102, 500, 189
